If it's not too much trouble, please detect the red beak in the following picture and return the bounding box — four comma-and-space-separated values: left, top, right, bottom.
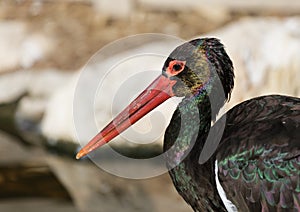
76, 75, 176, 159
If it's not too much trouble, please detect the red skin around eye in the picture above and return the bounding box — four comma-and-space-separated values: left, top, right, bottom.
166, 60, 186, 76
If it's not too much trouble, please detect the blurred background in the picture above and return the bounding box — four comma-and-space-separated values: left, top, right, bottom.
0, 0, 300, 211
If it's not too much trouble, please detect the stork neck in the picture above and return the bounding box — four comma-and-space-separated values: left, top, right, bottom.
164, 92, 213, 166
182, 92, 212, 158
164, 92, 227, 211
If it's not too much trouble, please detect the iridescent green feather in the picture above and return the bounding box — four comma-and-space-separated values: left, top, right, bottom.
218, 147, 300, 208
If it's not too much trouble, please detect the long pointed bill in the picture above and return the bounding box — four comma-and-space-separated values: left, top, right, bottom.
76, 75, 176, 159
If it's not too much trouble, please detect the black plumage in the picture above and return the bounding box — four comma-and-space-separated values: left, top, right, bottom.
77, 38, 300, 212
162, 38, 300, 211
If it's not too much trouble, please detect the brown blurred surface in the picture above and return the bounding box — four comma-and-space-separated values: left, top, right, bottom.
0, 0, 235, 71
0, 129, 192, 211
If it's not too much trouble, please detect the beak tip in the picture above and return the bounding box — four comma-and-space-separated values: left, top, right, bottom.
76, 149, 87, 160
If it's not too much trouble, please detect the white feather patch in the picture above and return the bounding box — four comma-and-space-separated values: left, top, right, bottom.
215, 160, 238, 212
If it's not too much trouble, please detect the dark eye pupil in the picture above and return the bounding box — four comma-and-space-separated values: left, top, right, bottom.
173, 64, 182, 71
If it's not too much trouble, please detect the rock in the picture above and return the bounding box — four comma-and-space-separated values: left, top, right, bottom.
19, 69, 72, 123
0, 69, 73, 122
0, 69, 73, 147
16, 97, 46, 127
41, 74, 78, 142
0, 21, 54, 71
26, 69, 73, 98
0, 129, 190, 212
0, 94, 28, 144
0, 71, 29, 104
0, 130, 74, 210
0, 130, 45, 165
46, 155, 191, 212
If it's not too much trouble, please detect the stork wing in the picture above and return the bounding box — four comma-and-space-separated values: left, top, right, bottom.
215, 95, 300, 211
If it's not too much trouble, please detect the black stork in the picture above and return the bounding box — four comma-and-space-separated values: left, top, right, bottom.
76, 38, 300, 211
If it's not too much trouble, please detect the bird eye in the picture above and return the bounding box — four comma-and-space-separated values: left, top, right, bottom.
173, 64, 183, 71
167, 60, 186, 76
